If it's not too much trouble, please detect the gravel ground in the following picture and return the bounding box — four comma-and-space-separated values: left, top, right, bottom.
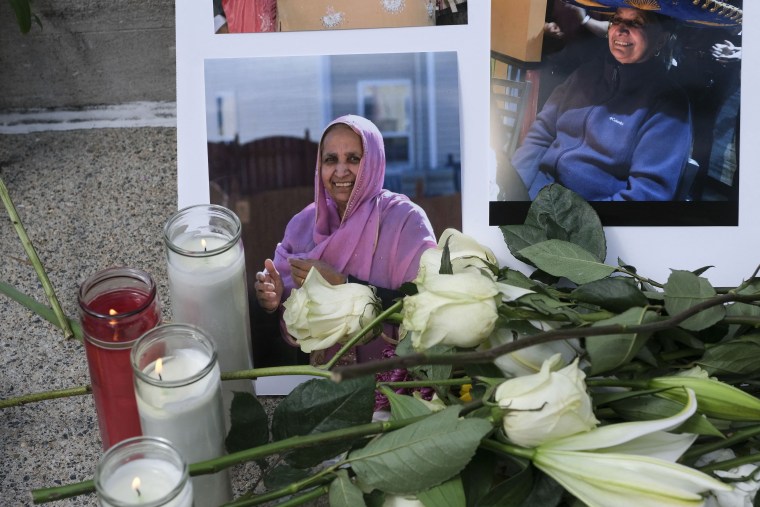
0, 128, 309, 506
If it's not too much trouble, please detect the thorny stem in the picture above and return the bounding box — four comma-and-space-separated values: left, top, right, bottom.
333, 291, 760, 381
0, 177, 75, 339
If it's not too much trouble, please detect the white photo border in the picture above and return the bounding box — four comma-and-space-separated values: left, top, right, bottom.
176, 1, 757, 393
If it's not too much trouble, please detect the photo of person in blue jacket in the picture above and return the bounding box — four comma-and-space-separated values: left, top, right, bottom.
511, 6, 691, 201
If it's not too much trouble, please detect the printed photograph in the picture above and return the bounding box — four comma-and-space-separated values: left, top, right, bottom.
212, 0, 468, 33
204, 51, 462, 367
488, 0, 742, 226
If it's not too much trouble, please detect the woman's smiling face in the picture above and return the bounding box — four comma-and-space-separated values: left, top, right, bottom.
608, 8, 666, 65
320, 124, 363, 218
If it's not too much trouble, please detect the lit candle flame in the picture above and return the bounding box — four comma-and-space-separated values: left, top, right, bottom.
108, 309, 118, 341
131, 476, 141, 496
155, 357, 163, 381
201, 238, 207, 252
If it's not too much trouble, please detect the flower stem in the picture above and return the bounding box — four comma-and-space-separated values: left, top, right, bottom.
333, 291, 760, 381
379, 377, 472, 389
0, 385, 92, 409
31, 415, 425, 503
698, 453, 760, 473
220, 365, 331, 381
682, 424, 760, 463
2, 366, 330, 410
324, 300, 403, 370
479, 438, 535, 460
0, 176, 75, 339
222, 469, 336, 506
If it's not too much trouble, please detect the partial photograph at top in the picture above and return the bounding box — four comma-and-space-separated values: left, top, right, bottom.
489, 0, 742, 226
213, 0, 468, 34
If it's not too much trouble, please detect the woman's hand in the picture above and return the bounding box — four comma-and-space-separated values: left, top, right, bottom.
289, 258, 347, 287
255, 259, 283, 313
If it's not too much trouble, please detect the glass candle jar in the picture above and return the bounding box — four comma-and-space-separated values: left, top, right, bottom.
78, 267, 161, 449
131, 324, 232, 506
95, 436, 193, 507
163, 204, 254, 429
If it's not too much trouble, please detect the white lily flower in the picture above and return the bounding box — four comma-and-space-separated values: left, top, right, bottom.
533, 389, 732, 507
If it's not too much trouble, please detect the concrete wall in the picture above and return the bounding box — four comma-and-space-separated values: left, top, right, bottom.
0, 0, 176, 110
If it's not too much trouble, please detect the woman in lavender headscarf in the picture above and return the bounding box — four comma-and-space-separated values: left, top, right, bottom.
254, 115, 436, 362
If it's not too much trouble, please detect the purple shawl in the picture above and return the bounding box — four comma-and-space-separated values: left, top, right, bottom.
273, 115, 436, 359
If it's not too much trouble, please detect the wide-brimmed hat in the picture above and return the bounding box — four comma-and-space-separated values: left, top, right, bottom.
562, 0, 742, 27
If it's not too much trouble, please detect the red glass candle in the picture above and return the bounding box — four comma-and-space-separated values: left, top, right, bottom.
78, 267, 161, 450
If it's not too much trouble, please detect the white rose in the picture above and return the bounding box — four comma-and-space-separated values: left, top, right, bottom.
484, 323, 583, 378
401, 270, 499, 350
382, 495, 425, 507
282, 268, 380, 353
416, 228, 497, 279
495, 354, 598, 448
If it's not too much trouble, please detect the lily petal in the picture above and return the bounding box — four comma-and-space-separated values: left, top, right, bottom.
535, 449, 731, 507
544, 388, 697, 452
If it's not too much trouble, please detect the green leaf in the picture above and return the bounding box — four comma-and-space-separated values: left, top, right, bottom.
498, 268, 540, 291
518, 240, 616, 285
519, 471, 565, 507
608, 395, 723, 437
410, 345, 454, 382
571, 277, 649, 313
699, 335, 760, 376
349, 406, 493, 495
418, 475, 466, 507
364, 490, 386, 507
586, 307, 660, 375
0, 281, 83, 340
9, 0, 32, 33
440, 236, 453, 275
477, 465, 534, 507
664, 270, 725, 331
461, 448, 499, 507
263, 462, 312, 490
225, 392, 270, 454
330, 470, 367, 507
386, 390, 434, 421
272, 376, 375, 468
501, 184, 606, 265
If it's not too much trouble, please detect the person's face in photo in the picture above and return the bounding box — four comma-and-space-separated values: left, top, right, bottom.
320, 124, 363, 216
608, 8, 667, 64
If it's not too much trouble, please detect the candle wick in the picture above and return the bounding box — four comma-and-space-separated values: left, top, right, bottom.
158, 373, 163, 381
136, 487, 142, 497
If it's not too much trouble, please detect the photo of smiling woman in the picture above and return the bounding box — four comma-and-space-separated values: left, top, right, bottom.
253, 115, 437, 365
512, 6, 689, 201
490, 0, 742, 226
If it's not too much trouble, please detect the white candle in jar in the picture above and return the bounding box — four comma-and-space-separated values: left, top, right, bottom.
99, 459, 193, 507
135, 347, 232, 506
165, 232, 255, 428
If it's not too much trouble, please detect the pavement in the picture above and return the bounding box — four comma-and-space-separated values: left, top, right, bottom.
0, 127, 292, 506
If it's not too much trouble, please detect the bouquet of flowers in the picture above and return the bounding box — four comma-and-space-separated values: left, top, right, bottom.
17, 184, 760, 506
264, 184, 760, 507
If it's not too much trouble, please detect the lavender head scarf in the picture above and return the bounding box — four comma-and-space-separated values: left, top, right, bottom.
273, 114, 436, 298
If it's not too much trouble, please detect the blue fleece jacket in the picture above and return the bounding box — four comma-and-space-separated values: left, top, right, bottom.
512, 54, 692, 201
